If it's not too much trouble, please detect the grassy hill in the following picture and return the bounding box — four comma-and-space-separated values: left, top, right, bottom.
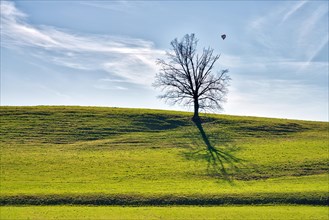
1, 106, 328, 208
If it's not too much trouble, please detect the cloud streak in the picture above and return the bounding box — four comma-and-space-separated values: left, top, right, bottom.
0, 1, 164, 86
247, 0, 328, 64
281, 0, 308, 23
79, 1, 135, 12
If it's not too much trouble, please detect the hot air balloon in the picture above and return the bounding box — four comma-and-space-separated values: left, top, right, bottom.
221, 34, 226, 40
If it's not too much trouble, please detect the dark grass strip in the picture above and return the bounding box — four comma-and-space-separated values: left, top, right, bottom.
1, 193, 328, 206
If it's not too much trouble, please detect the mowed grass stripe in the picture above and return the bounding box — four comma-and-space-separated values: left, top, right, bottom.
1, 206, 328, 220
1, 192, 328, 205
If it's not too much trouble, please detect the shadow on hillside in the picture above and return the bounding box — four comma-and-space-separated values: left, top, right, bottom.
184, 120, 247, 182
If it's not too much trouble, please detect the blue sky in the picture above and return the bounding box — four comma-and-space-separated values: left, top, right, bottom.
1, 0, 328, 121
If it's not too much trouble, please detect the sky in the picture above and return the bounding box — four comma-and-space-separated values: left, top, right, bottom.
1, 0, 328, 121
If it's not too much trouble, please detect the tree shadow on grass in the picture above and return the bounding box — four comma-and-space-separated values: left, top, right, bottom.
184, 120, 248, 182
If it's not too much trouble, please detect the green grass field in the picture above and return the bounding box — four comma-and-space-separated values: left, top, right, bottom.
0, 106, 328, 218
1, 206, 328, 220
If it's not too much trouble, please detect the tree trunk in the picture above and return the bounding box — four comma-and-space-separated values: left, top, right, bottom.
192, 98, 200, 123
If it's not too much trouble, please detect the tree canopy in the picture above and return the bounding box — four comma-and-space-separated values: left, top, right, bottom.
154, 33, 230, 122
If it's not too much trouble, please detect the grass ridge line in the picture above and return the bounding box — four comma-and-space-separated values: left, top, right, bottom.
1, 193, 328, 206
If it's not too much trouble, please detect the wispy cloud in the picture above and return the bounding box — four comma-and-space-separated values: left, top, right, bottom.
94, 84, 128, 90
281, 0, 308, 23
78, 1, 155, 13
79, 1, 134, 12
0, 1, 164, 86
247, 0, 328, 64
296, 5, 328, 64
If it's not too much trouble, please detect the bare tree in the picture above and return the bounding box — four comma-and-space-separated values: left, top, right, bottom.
154, 33, 231, 122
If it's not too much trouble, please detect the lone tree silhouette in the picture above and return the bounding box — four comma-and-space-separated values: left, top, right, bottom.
154, 33, 230, 122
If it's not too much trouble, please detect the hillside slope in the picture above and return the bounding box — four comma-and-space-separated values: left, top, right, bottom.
0, 106, 328, 205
